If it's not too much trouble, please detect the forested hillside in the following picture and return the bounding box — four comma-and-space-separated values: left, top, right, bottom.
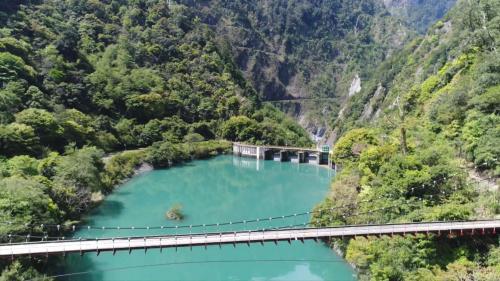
0, 0, 311, 277
178, 0, 458, 141
179, 0, 414, 139
313, 0, 500, 279
0, 0, 311, 154
383, 0, 457, 33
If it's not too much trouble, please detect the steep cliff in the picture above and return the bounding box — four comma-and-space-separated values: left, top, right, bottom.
179, 0, 458, 143
178, 0, 414, 140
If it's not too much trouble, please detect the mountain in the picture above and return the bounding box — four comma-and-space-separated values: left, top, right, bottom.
332, 0, 499, 174
0, 0, 312, 158
313, 0, 499, 279
0, 0, 497, 279
383, 0, 457, 33
177, 0, 459, 142
178, 0, 414, 140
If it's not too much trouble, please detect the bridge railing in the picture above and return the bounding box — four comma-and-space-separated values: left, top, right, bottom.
1, 220, 498, 257
233, 142, 319, 152
4, 219, 498, 246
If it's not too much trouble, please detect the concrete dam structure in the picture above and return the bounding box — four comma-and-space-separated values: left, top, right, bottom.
232, 143, 332, 167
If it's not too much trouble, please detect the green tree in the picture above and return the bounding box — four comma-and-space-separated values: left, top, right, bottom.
24, 85, 51, 109
15, 109, 63, 147
184, 133, 205, 143
221, 116, 257, 141
57, 109, 95, 146
138, 119, 164, 147
0, 123, 40, 157
0, 261, 53, 281
146, 141, 188, 168
0, 52, 35, 83
332, 128, 377, 165
462, 110, 500, 172
37, 152, 61, 179
0, 177, 59, 236
5, 155, 38, 177
0, 81, 24, 123
51, 147, 105, 216
114, 118, 140, 149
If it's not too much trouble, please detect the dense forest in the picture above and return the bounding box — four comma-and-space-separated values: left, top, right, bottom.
176, 0, 412, 138
0, 0, 311, 278
179, 0, 458, 139
313, 0, 500, 279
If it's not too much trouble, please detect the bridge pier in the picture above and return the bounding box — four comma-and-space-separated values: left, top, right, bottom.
279, 150, 289, 162
298, 152, 306, 163
264, 150, 274, 160
307, 153, 319, 165
319, 152, 329, 165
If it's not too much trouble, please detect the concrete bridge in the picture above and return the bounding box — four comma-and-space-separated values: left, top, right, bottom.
232, 143, 331, 166
1, 220, 498, 258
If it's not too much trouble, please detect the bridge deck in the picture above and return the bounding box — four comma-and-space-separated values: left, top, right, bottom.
1, 220, 498, 257
233, 143, 320, 153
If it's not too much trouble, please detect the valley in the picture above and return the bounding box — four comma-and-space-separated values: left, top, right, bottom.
0, 0, 498, 280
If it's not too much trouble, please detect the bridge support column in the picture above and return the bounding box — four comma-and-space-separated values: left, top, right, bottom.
264, 150, 274, 160
233, 144, 241, 157
298, 152, 306, 163
280, 151, 289, 162
319, 152, 329, 165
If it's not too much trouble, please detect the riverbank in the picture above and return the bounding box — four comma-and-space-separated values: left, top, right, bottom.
91, 140, 232, 204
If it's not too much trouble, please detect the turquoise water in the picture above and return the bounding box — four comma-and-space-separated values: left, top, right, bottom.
63, 156, 355, 281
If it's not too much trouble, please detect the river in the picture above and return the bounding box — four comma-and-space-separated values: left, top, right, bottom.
62, 155, 355, 280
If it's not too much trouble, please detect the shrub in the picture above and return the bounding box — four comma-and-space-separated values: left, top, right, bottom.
146, 141, 188, 168
165, 203, 184, 221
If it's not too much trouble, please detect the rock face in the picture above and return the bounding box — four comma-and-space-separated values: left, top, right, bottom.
348, 75, 362, 97
361, 83, 385, 121
135, 163, 153, 176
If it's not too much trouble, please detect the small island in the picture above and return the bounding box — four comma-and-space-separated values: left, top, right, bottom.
165, 204, 184, 221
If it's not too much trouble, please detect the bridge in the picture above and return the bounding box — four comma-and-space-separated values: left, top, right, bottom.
2, 220, 498, 258
233, 143, 331, 166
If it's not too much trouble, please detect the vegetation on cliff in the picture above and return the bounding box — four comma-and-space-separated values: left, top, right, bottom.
181, 0, 458, 137
314, 0, 500, 279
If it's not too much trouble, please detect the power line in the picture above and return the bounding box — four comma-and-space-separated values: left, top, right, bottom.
0, 180, 465, 236
0, 172, 470, 245
1, 201, 446, 244
0, 200, 372, 232
28, 259, 350, 281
